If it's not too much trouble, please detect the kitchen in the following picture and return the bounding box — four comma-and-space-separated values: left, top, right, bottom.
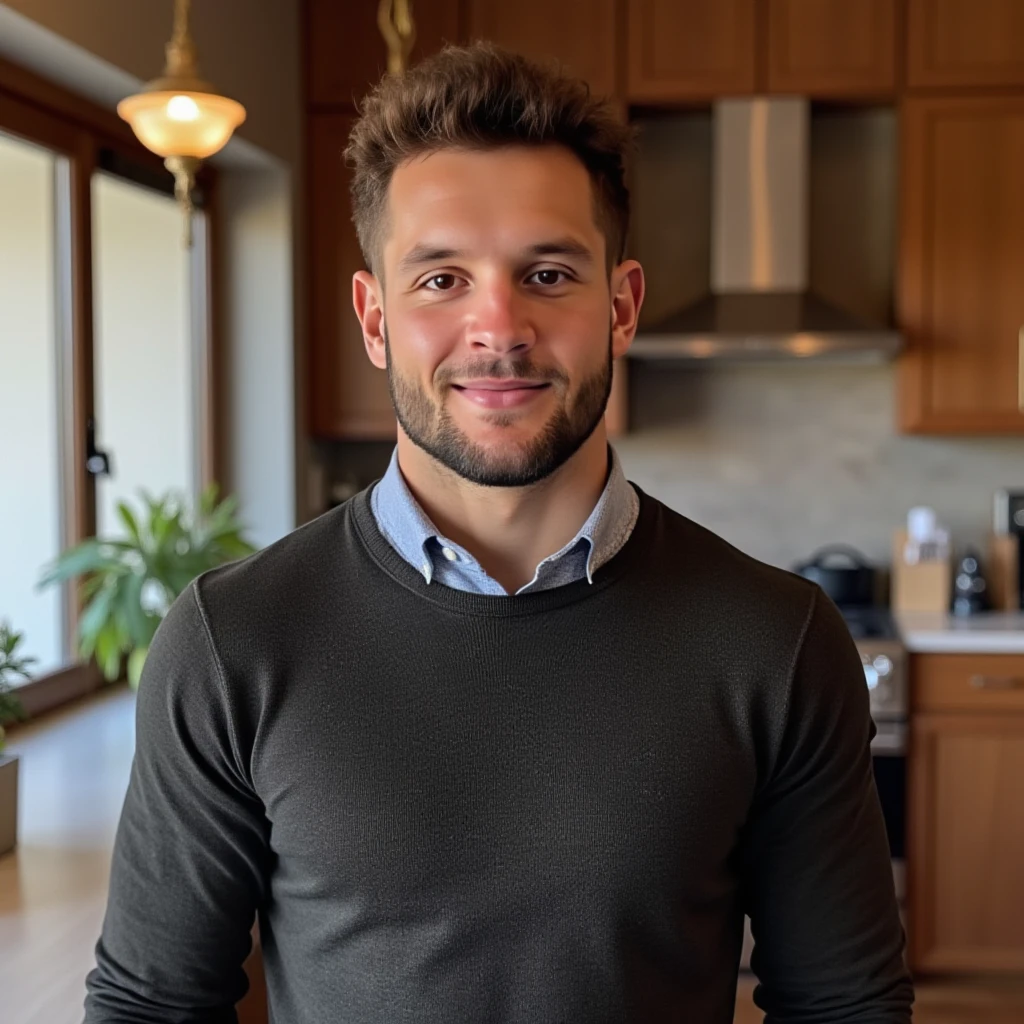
1, 1, 1022, 1021
305, 0, 1024, 1017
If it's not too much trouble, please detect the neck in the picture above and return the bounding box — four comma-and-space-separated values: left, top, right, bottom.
396, 427, 611, 594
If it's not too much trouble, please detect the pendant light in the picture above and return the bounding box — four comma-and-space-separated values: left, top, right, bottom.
117, 0, 246, 245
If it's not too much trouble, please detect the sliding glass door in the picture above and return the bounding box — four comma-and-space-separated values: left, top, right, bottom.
91, 171, 200, 536
0, 130, 70, 677
0, 79, 217, 697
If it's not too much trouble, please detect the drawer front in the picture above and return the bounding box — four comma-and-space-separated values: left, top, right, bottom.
913, 653, 1024, 713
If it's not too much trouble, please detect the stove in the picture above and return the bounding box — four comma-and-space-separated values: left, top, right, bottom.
838, 604, 908, 907
838, 605, 908, 727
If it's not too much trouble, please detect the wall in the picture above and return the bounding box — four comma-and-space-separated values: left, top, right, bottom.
218, 165, 296, 549
618, 364, 1024, 572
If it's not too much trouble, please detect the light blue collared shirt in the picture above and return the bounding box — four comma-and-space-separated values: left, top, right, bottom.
370, 446, 639, 596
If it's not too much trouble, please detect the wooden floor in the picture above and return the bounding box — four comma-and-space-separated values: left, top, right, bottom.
0, 685, 135, 1024
2, 686, 1023, 1023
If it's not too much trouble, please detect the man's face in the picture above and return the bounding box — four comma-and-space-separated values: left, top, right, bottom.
361, 145, 638, 487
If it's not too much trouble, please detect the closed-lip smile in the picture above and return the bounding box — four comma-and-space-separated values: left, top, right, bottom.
452, 379, 549, 391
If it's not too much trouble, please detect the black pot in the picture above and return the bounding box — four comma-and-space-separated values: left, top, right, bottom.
792, 545, 877, 607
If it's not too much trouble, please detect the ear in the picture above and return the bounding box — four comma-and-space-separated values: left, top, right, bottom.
609, 260, 645, 361
352, 270, 388, 370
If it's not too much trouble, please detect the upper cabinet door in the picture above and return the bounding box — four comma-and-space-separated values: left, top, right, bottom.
466, 0, 618, 98
307, 0, 462, 105
898, 97, 1024, 434
766, 0, 897, 97
308, 112, 395, 439
626, 0, 757, 102
907, 0, 1024, 90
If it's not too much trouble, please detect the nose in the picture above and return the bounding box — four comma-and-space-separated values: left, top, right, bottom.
463, 276, 536, 356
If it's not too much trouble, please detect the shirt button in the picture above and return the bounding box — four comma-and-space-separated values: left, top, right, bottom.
441, 547, 458, 562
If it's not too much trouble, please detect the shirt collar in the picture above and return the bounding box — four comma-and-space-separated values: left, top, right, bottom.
370, 445, 637, 589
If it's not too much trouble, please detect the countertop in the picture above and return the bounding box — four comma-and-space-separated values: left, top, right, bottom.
896, 611, 1024, 654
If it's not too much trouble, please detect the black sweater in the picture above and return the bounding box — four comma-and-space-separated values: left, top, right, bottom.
84, 485, 913, 1023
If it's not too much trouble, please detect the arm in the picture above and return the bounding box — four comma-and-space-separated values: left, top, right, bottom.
84, 580, 271, 1023
741, 587, 914, 1023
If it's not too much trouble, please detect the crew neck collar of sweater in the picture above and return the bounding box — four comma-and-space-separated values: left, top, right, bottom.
349, 480, 657, 618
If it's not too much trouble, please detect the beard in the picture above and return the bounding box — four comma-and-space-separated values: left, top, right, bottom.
385, 326, 613, 488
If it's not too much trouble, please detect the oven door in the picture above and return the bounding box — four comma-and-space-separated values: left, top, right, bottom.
871, 720, 907, 903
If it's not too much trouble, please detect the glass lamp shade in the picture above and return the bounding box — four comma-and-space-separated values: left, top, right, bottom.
117, 89, 246, 159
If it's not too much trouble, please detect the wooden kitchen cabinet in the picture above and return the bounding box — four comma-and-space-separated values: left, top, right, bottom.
909, 653, 1024, 972
766, 0, 897, 97
626, 0, 758, 102
308, 111, 395, 439
306, 0, 461, 106
466, 0, 618, 98
907, 0, 1024, 91
898, 96, 1024, 434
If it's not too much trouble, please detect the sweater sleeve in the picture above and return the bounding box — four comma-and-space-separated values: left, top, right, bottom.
740, 587, 914, 1023
83, 580, 271, 1024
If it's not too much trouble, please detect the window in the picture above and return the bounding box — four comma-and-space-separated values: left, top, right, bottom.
0, 77, 218, 703
0, 131, 69, 677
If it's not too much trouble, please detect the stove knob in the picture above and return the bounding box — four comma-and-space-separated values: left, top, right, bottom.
864, 664, 879, 690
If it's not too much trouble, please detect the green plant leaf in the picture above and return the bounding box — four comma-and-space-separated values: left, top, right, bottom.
37, 539, 122, 587
118, 572, 153, 648
116, 502, 143, 548
78, 582, 119, 657
38, 484, 256, 683
0, 624, 33, 725
94, 621, 124, 682
127, 646, 148, 689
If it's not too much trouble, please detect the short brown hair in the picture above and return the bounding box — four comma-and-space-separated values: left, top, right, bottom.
345, 42, 633, 277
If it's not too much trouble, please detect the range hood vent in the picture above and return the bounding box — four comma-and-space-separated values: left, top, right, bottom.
630, 98, 902, 363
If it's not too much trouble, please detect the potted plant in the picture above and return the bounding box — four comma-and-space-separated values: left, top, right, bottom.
38, 483, 255, 688
0, 622, 32, 856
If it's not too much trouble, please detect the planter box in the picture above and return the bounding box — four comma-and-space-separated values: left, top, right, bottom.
0, 753, 18, 856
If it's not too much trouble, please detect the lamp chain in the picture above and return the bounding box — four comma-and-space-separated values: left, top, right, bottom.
165, 156, 199, 247
378, 0, 416, 75
166, 0, 199, 79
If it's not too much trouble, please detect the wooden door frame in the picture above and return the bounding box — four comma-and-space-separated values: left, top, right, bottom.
0, 54, 222, 721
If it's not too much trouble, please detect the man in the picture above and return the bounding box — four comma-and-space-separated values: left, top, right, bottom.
85, 44, 913, 1023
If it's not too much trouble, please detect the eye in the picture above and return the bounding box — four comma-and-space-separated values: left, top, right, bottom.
423, 273, 460, 291
528, 269, 569, 287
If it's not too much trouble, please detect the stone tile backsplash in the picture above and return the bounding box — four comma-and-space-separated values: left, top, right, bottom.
616, 364, 1024, 573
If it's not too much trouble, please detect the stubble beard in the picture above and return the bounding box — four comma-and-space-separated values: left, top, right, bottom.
384, 325, 613, 488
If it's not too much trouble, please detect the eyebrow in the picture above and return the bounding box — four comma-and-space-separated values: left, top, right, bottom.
395, 237, 595, 275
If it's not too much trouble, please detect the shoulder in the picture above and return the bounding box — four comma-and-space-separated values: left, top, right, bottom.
636, 487, 820, 641
190, 492, 371, 633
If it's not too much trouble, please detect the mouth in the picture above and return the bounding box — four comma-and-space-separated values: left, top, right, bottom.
450, 380, 551, 409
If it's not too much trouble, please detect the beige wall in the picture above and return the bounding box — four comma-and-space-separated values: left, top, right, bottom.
1, 0, 300, 164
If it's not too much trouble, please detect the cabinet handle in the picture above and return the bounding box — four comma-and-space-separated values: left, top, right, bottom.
969, 674, 1024, 690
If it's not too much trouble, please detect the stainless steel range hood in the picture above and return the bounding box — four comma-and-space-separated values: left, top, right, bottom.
629, 98, 902, 363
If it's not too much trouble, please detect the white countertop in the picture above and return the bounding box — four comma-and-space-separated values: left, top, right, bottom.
895, 611, 1024, 654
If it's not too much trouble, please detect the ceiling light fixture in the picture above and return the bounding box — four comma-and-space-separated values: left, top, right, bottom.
117, 0, 246, 245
